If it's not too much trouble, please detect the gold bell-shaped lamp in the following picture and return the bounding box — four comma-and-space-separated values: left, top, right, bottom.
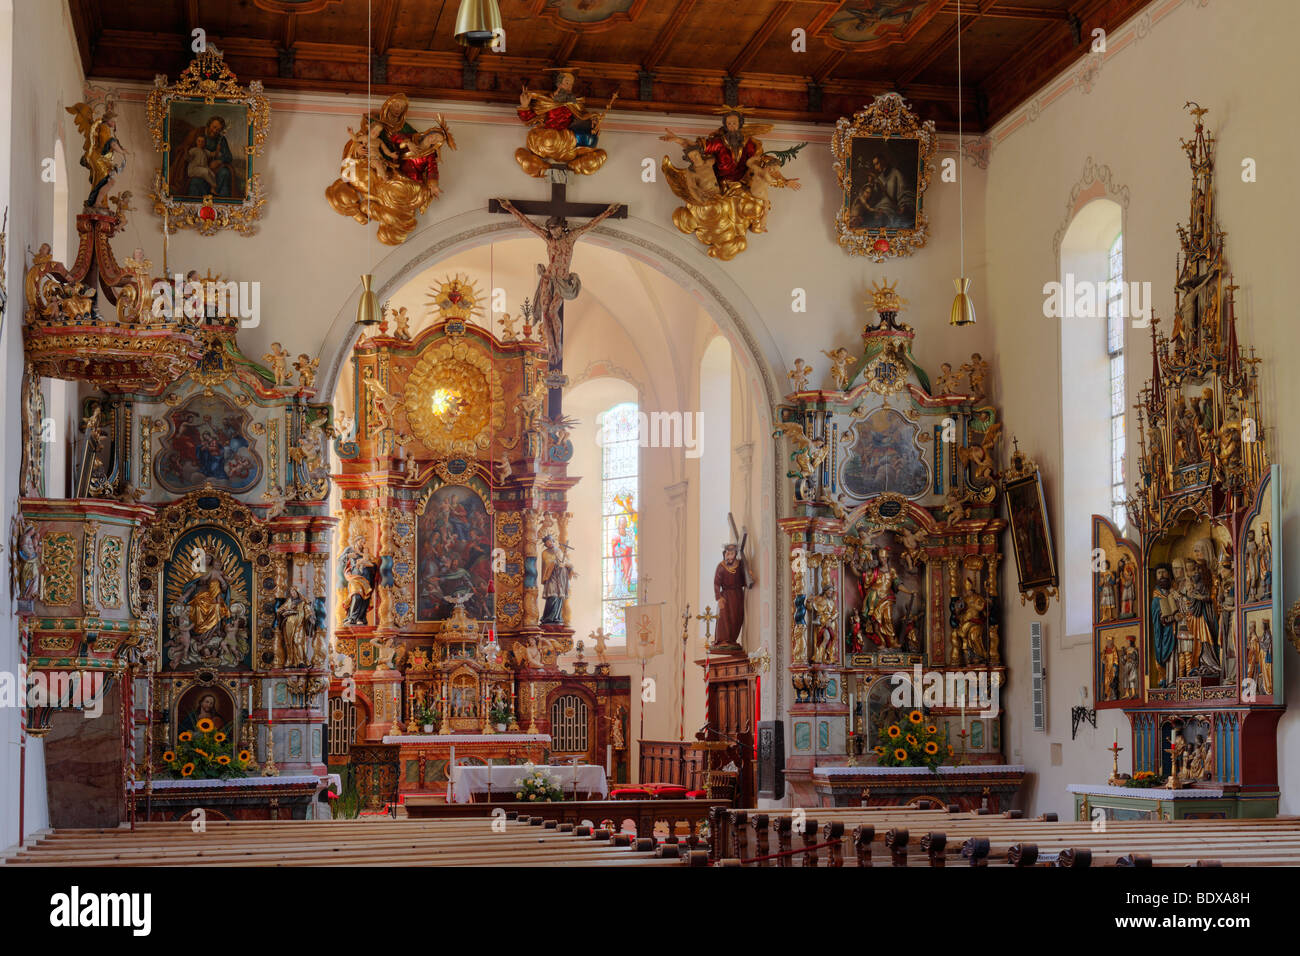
948, 0, 976, 328
356, 273, 382, 327
950, 276, 977, 327
454, 0, 504, 47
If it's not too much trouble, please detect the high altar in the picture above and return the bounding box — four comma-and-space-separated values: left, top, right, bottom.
328, 277, 630, 807
1074, 108, 1284, 821
776, 282, 1025, 810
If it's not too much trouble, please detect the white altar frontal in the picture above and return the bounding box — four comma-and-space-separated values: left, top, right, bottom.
449, 763, 609, 803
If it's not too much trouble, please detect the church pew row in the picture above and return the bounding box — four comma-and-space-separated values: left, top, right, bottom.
1, 815, 693, 867
707, 808, 1300, 867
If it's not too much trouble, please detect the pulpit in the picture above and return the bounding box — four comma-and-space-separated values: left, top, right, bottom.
696, 647, 757, 806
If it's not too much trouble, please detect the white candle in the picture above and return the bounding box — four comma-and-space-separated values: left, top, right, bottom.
266, 681, 273, 720
1114, 727, 1119, 745
607, 744, 612, 773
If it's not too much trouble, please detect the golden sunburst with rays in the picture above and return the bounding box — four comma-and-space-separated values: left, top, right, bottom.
426, 273, 485, 324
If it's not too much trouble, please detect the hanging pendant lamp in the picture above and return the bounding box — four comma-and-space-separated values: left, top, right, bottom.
454, 0, 504, 48
356, 0, 382, 327
950, 0, 976, 327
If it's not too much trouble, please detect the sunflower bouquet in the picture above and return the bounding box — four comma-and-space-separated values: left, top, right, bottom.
161, 718, 255, 780
872, 709, 949, 772
512, 762, 564, 802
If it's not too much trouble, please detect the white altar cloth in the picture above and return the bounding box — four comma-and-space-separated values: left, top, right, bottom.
449, 763, 608, 803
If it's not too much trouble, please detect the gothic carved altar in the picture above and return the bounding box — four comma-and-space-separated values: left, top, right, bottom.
1085, 107, 1283, 818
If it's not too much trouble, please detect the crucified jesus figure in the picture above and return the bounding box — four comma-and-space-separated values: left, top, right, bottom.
496, 197, 622, 368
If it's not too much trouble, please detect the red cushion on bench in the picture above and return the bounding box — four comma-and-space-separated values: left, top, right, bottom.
648, 785, 689, 798
685, 790, 708, 799
610, 788, 653, 799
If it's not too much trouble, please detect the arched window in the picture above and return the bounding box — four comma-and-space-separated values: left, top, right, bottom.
599, 401, 639, 640
1106, 233, 1127, 531
698, 337, 733, 621
1059, 197, 1124, 633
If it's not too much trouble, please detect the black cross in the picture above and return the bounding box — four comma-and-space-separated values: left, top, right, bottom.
490, 180, 627, 419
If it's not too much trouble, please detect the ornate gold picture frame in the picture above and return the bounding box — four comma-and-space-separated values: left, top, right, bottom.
146, 47, 270, 236
831, 93, 936, 261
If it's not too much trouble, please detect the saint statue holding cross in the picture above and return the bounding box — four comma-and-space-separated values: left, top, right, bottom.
713, 516, 756, 649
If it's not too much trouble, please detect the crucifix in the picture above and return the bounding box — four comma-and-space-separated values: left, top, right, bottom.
491, 177, 627, 419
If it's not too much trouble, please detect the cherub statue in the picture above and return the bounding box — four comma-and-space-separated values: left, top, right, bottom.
822, 347, 855, 391
332, 410, 357, 443
390, 304, 412, 341
959, 353, 991, 401
942, 486, 970, 526
498, 312, 519, 342
494, 454, 513, 484
293, 353, 319, 390
788, 359, 813, 393
934, 362, 963, 396
589, 627, 610, 666
263, 343, 291, 386
515, 377, 548, 433
898, 526, 928, 572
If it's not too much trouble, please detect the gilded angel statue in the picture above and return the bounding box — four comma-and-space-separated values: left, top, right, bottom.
325, 92, 455, 245
773, 421, 828, 499
957, 422, 1002, 486
660, 106, 804, 260
66, 99, 124, 208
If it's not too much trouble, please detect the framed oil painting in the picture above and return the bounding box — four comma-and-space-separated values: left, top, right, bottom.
146, 47, 269, 236
416, 483, 495, 621
831, 92, 936, 261
1002, 448, 1058, 613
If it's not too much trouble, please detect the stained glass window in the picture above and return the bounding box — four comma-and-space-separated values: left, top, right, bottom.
600, 402, 639, 641
1107, 233, 1127, 531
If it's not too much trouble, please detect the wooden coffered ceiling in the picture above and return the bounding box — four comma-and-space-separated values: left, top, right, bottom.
68, 0, 1153, 129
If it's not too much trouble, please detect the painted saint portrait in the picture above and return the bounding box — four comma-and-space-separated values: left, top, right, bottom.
846, 136, 921, 232
840, 407, 929, 499
417, 484, 494, 621
1005, 471, 1057, 590
163, 531, 253, 671
176, 685, 235, 737
155, 394, 262, 494
164, 100, 251, 203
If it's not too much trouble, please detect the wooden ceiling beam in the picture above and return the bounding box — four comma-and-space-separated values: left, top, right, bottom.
373, 0, 400, 55
552, 31, 580, 67
897, 0, 999, 86
65, 0, 97, 75
727, 1, 795, 77
812, 49, 846, 85
941, 1, 1070, 20
643, 0, 697, 72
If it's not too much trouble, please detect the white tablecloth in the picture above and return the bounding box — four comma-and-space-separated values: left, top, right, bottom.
449, 764, 608, 803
